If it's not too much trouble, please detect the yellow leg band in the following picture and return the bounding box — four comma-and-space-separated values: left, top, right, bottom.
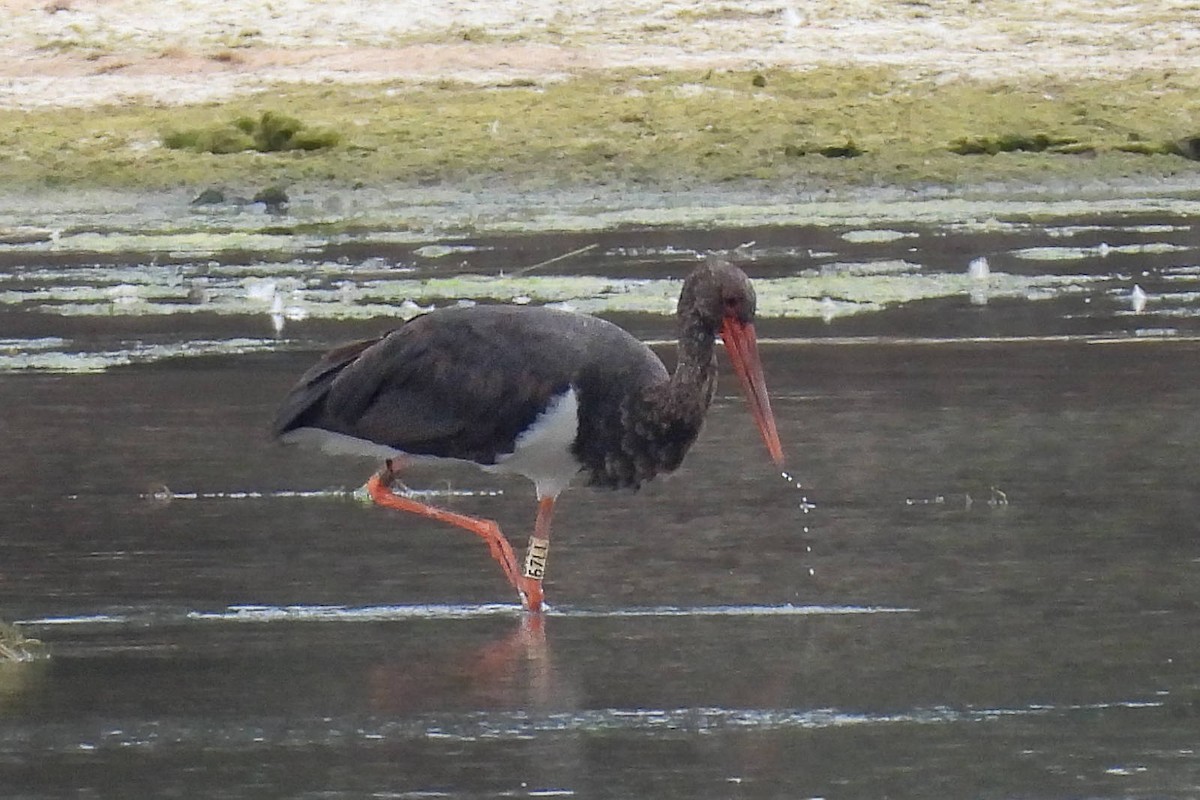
523, 537, 550, 581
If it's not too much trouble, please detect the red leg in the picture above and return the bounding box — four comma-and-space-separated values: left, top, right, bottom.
365, 462, 522, 601
519, 497, 556, 613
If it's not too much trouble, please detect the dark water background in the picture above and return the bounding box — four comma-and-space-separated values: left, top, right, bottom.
1, 214, 1199, 797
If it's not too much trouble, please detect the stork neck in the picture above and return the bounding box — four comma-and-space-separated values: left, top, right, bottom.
580, 311, 720, 489
665, 315, 719, 412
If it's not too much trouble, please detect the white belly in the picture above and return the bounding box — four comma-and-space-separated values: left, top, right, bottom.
484, 386, 581, 499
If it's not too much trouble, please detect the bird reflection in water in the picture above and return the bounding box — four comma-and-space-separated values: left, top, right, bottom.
366, 615, 561, 713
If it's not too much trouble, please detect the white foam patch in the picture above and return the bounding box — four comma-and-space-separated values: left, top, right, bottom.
15, 614, 128, 626
563, 604, 916, 618
16, 603, 916, 630
185, 603, 915, 623
186, 604, 522, 622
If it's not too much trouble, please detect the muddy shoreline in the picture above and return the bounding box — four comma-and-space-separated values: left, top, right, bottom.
3, 1, 1200, 215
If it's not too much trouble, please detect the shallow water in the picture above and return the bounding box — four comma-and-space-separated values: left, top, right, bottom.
2, 212, 1200, 798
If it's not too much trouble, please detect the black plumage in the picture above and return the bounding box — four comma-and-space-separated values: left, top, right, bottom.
271, 259, 783, 610
272, 305, 689, 486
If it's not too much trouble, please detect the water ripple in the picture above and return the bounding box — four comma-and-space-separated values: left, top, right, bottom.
17, 603, 917, 629
0, 701, 1164, 754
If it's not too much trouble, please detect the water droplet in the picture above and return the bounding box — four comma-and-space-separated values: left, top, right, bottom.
1131, 284, 1148, 313
968, 256, 990, 280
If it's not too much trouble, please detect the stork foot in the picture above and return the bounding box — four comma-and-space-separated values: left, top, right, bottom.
519, 577, 545, 613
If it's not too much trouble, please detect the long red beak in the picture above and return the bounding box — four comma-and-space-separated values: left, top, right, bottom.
720, 318, 785, 467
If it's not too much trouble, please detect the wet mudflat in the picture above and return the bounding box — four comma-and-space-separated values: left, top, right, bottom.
2, 210, 1200, 798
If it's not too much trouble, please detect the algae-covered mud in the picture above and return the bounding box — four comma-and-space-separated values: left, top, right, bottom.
2, 198, 1199, 371
0, 622, 45, 663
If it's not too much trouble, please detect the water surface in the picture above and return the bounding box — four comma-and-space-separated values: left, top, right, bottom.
1, 213, 1199, 798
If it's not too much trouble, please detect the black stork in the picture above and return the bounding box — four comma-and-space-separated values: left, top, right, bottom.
271, 258, 784, 612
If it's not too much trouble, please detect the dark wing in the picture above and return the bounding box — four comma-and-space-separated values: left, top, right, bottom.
270, 336, 382, 439
273, 306, 663, 465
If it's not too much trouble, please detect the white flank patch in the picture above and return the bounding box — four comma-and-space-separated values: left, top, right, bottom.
280, 428, 481, 471
280, 427, 405, 460
280, 389, 582, 496
486, 386, 581, 499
